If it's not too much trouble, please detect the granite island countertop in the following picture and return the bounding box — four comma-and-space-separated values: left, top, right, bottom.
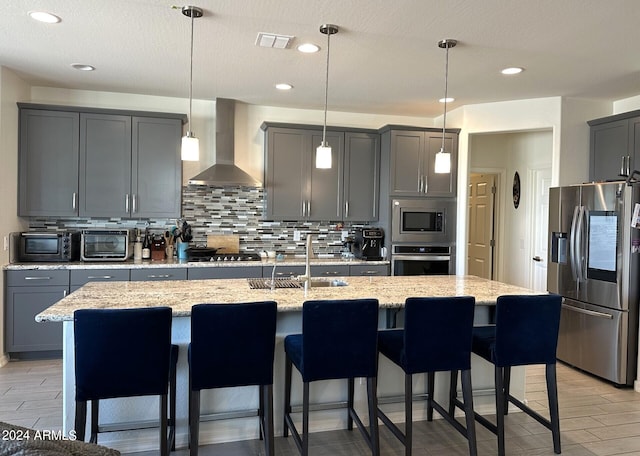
36, 275, 541, 322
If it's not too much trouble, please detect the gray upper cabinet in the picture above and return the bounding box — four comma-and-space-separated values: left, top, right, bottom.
17, 103, 185, 219
18, 109, 80, 216
263, 123, 379, 222
80, 113, 132, 217
344, 132, 380, 221
383, 127, 458, 197
589, 112, 640, 182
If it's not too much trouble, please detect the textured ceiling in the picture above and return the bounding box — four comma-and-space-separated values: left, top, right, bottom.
1, 0, 639, 117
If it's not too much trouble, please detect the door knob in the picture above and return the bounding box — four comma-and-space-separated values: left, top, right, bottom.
532, 256, 543, 262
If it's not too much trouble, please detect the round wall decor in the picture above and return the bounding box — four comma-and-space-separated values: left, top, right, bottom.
513, 171, 521, 209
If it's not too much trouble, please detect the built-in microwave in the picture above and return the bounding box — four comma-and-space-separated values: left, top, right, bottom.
391, 198, 456, 243
81, 230, 132, 261
17, 231, 81, 262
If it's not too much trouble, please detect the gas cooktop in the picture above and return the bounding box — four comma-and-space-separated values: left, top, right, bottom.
186, 247, 261, 263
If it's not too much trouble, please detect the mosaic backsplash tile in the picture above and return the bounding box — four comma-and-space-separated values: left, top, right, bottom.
27, 185, 382, 256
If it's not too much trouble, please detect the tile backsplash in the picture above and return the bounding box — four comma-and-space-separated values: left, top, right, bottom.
27, 185, 379, 256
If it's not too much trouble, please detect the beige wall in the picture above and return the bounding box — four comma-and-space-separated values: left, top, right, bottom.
0, 67, 29, 364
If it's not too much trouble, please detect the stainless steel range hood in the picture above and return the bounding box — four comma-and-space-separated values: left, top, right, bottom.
188, 98, 262, 187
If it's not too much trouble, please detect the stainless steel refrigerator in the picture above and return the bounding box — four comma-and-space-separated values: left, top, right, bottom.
548, 181, 640, 386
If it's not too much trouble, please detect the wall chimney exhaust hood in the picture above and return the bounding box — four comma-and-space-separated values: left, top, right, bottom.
188, 98, 262, 187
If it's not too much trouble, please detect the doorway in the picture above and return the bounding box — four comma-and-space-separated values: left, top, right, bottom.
467, 173, 498, 279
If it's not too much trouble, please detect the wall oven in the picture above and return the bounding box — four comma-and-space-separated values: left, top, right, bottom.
391, 198, 456, 244
391, 245, 454, 276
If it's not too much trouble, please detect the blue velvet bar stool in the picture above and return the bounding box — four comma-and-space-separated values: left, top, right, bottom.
466, 294, 562, 456
377, 296, 477, 456
188, 301, 277, 456
283, 298, 380, 456
74, 307, 178, 456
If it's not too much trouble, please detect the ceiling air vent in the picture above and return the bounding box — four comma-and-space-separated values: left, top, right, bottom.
255, 32, 293, 49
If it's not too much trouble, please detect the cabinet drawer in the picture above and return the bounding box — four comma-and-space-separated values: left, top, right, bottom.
263, 265, 305, 279
311, 265, 350, 277
188, 266, 262, 280
70, 269, 130, 286
350, 264, 389, 276
6, 269, 70, 287
130, 268, 187, 281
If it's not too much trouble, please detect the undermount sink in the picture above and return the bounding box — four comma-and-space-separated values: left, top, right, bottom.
247, 278, 348, 290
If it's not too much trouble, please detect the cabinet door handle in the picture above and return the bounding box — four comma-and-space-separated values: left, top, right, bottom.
306, 201, 311, 217
125, 194, 130, 213
360, 271, 380, 276
87, 275, 114, 279
72, 192, 77, 210
345, 201, 349, 218
301, 201, 306, 217
627, 155, 631, 176
418, 175, 423, 192
147, 274, 171, 279
621, 156, 628, 176
25, 276, 51, 281
63, 290, 67, 297
132, 194, 137, 213
321, 271, 339, 276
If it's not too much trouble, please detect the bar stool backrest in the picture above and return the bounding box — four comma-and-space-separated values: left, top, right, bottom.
190, 301, 277, 390
301, 299, 379, 382
494, 294, 562, 367
404, 296, 475, 373
74, 307, 173, 402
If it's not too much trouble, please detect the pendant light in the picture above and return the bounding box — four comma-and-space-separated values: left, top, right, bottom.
316, 24, 338, 169
434, 39, 457, 174
181, 6, 203, 161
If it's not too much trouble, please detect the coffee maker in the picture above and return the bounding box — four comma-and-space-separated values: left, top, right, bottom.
353, 228, 384, 260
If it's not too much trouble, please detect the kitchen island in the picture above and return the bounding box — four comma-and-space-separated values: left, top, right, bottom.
36, 275, 539, 454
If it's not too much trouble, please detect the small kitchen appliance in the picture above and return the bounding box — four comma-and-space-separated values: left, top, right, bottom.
353, 228, 384, 260
16, 231, 80, 262
81, 229, 132, 261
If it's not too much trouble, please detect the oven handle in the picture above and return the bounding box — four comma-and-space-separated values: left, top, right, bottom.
392, 254, 451, 261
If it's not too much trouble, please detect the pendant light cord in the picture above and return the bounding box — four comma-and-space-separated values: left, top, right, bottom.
321, 29, 331, 146
188, 10, 195, 131
441, 43, 450, 152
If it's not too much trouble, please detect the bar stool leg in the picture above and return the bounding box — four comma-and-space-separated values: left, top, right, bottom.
367, 376, 380, 456
74, 400, 87, 441
283, 357, 292, 438
503, 366, 511, 415
259, 385, 265, 441
170, 364, 177, 451
90, 400, 99, 444
448, 370, 458, 416
263, 384, 275, 456
461, 369, 478, 456
302, 382, 310, 456
495, 366, 506, 456
160, 394, 168, 456
189, 390, 201, 456
404, 374, 412, 456
347, 378, 355, 430
426, 372, 435, 422
546, 363, 561, 454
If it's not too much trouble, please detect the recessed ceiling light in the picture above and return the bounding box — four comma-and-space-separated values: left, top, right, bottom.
71, 63, 96, 71
28, 11, 61, 23
275, 83, 293, 90
501, 67, 524, 75
297, 43, 320, 53
439, 97, 455, 103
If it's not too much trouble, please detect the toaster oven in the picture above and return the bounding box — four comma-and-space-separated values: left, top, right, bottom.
81, 230, 132, 261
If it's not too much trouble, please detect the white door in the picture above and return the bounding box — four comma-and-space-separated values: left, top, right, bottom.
530, 167, 552, 291
467, 173, 497, 279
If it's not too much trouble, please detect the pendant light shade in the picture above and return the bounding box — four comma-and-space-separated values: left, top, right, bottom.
181, 6, 203, 161
316, 24, 338, 169
435, 38, 456, 174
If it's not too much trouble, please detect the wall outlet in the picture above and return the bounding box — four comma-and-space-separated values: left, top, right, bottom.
341, 230, 349, 241
293, 230, 301, 241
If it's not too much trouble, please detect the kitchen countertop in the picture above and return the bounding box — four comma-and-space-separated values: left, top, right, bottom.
4, 257, 389, 270
36, 275, 540, 322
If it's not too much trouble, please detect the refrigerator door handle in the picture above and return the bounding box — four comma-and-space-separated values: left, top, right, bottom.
576, 205, 587, 281
562, 303, 614, 319
570, 205, 580, 281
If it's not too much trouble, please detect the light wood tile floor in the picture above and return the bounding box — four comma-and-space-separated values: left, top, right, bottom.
2, 360, 640, 455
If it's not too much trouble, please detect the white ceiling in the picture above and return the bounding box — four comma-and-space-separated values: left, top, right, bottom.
1, 0, 639, 117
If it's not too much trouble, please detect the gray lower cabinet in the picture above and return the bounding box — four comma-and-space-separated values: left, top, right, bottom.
263, 265, 305, 279
5, 270, 69, 354
188, 267, 262, 280
130, 268, 187, 281
70, 269, 130, 293
381, 127, 458, 197
312, 265, 350, 277
349, 264, 389, 276
18, 109, 80, 216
